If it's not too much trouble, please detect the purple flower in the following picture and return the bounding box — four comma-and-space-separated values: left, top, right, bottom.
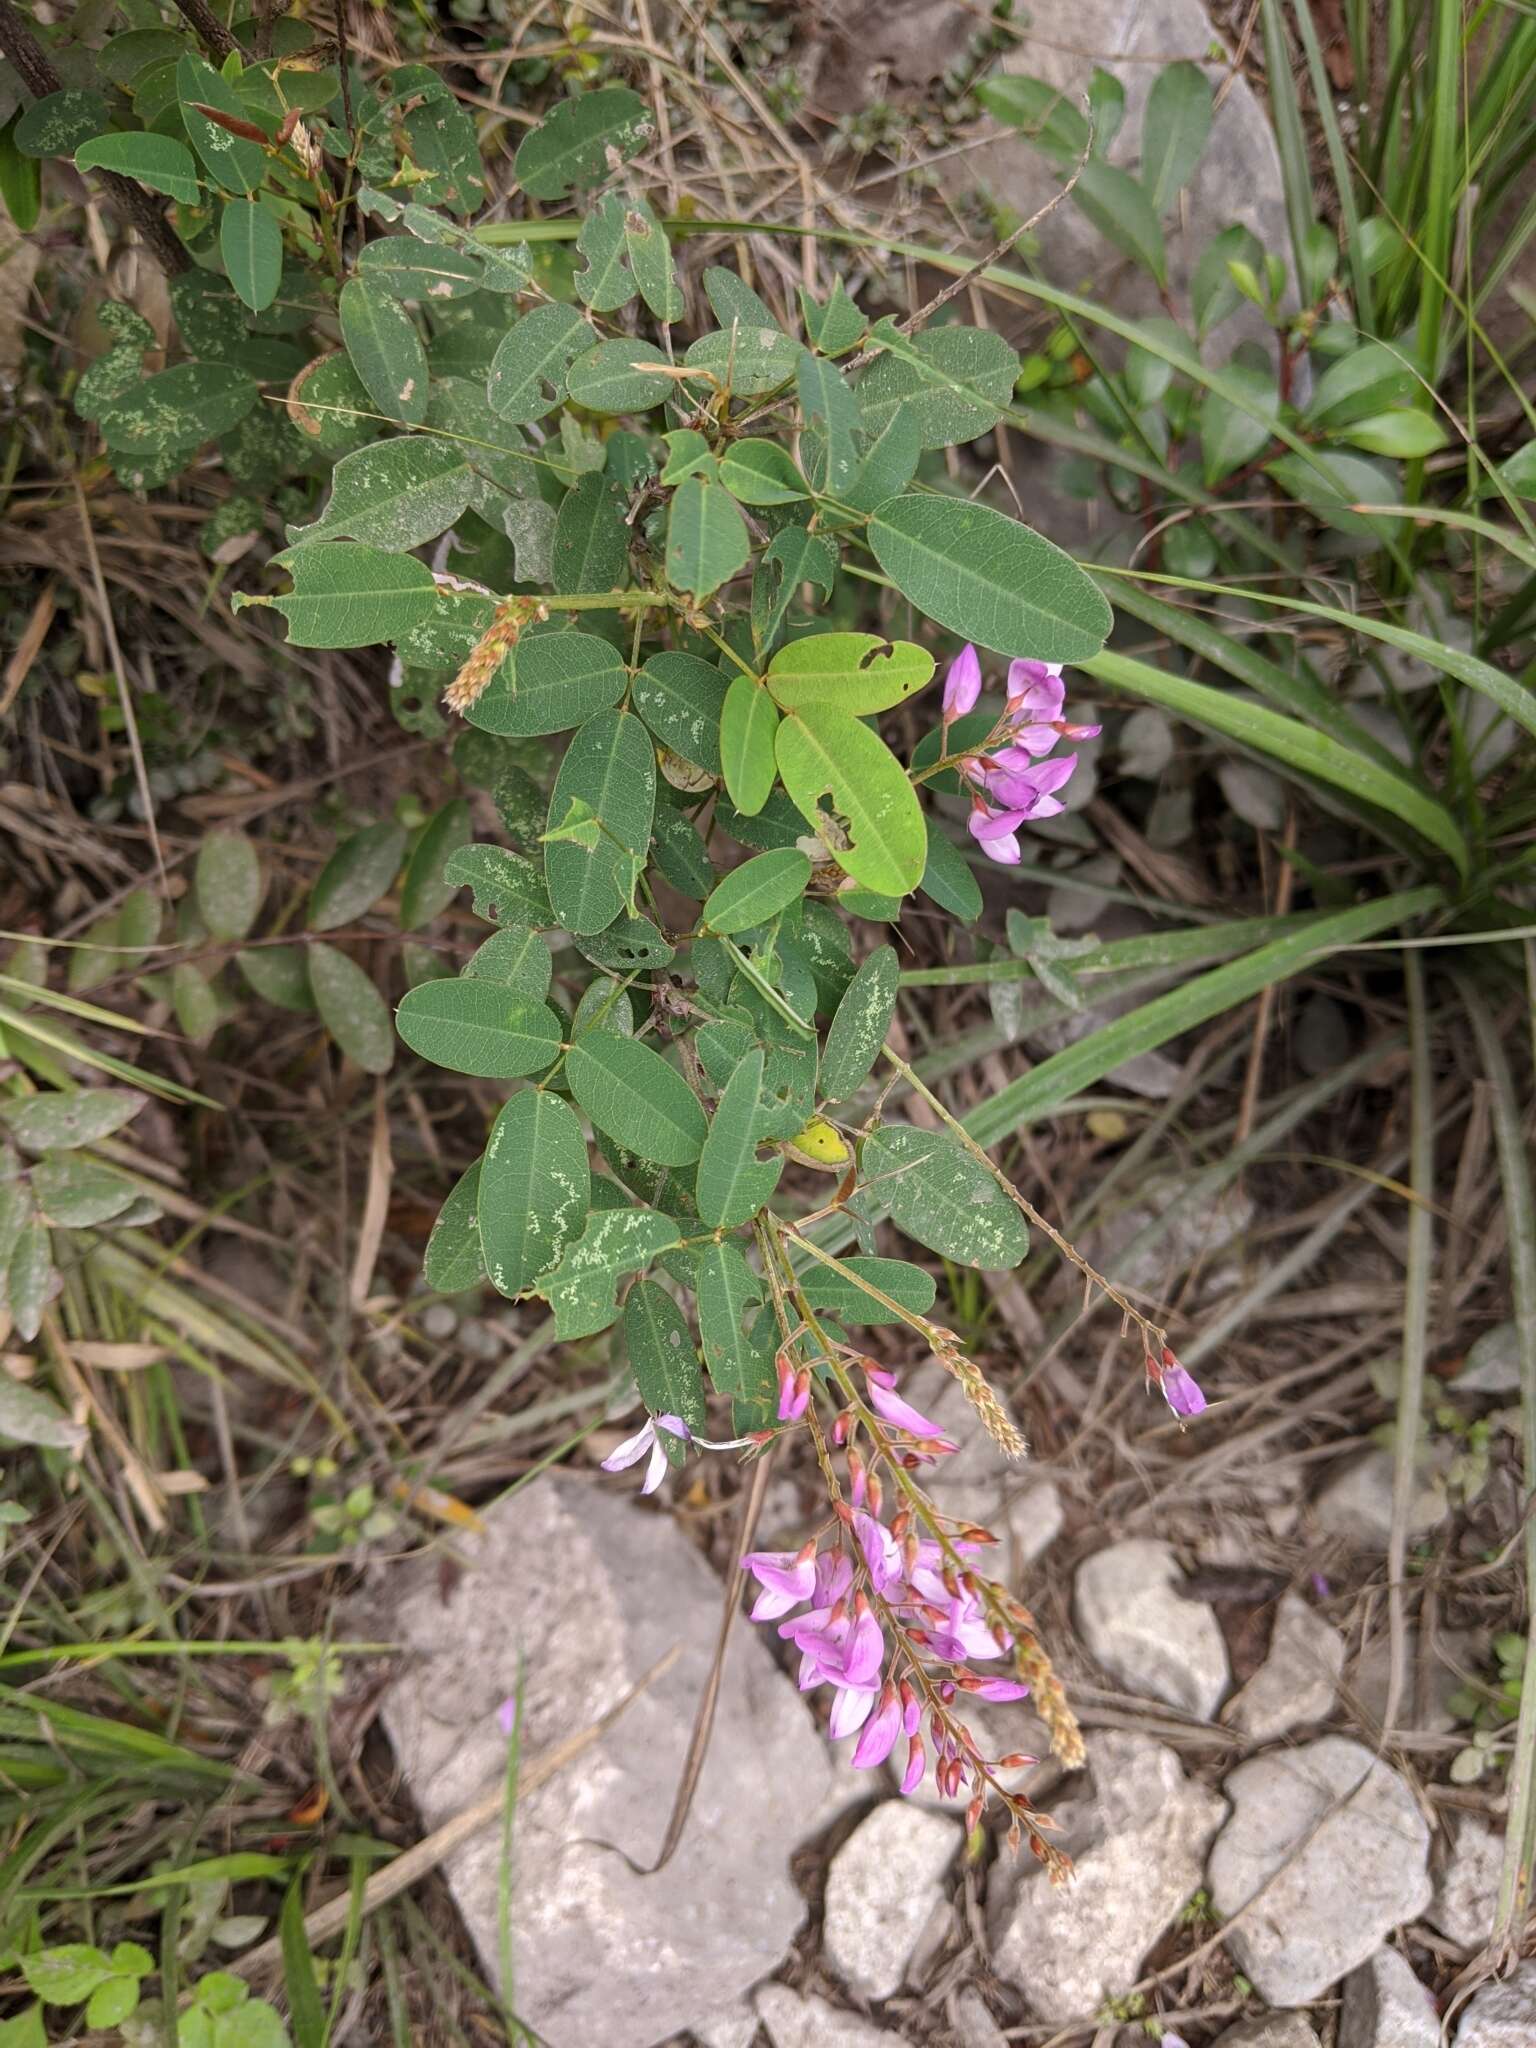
853, 1510, 904, 1593
942, 643, 982, 718
966, 1675, 1031, 1703
600, 1413, 691, 1494
851, 1683, 902, 1768
1005, 660, 1064, 721
828, 1683, 877, 1738
1160, 1364, 1206, 1418
496, 1697, 518, 1737
863, 1368, 955, 1444
776, 1352, 811, 1422
741, 1544, 818, 1620
986, 751, 1078, 817
900, 1733, 926, 1794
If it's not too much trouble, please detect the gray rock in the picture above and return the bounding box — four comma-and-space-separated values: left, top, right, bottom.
1348, 1626, 1482, 1736
1208, 1736, 1433, 2005
1224, 1593, 1345, 1744
1338, 1947, 1438, 2048
950, 1987, 1009, 2047
1313, 1448, 1449, 1550
693, 2013, 761, 2048
1455, 1321, 1521, 1395
1429, 1814, 1503, 1950
1215, 2017, 1322, 2048
371, 1476, 836, 2048
988, 1732, 1226, 2020
1074, 1538, 1230, 1719
1456, 1962, 1536, 2046
754, 1985, 897, 2048
822, 1801, 962, 2000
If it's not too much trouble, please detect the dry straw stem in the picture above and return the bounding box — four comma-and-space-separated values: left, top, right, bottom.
231, 1645, 681, 1980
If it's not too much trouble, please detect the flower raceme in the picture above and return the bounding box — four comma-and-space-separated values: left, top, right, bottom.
942, 644, 1103, 867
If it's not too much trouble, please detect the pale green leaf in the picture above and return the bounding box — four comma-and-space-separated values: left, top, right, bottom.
666, 474, 749, 597
541, 1208, 678, 1339
399, 799, 474, 929
862, 1124, 1027, 1269
467, 631, 628, 740
252, 542, 438, 649
513, 86, 653, 200
487, 302, 590, 426
424, 1160, 486, 1293
1, 1088, 144, 1153
195, 832, 262, 942
1141, 61, 1213, 212
775, 707, 925, 896
308, 942, 394, 1073
720, 675, 780, 816
286, 437, 473, 552
566, 337, 672, 413
767, 632, 934, 715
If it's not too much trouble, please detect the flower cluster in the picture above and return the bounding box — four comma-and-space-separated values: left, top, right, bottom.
742, 1360, 1050, 1849
941, 643, 1102, 867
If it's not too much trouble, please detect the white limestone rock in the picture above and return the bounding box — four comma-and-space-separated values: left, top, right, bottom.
1074, 1537, 1230, 1719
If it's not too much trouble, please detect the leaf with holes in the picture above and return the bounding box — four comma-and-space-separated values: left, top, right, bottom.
567, 1034, 707, 1166
819, 943, 897, 1100
251, 543, 438, 648
625, 1281, 706, 1454
767, 633, 934, 715
469, 630, 628, 739
395, 979, 561, 1077
544, 709, 655, 935
513, 86, 653, 200
286, 438, 474, 552
868, 494, 1112, 663
309, 823, 409, 937
443, 844, 552, 926
775, 707, 924, 897
487, 302, 591, 425
861, 1124, 1027, 1269
479, 1089, 590, 1296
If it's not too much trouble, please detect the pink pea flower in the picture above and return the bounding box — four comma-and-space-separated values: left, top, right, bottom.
851, 1682, 903, 1768
740, 1541, 818, 1620
496, 1697, 518, 1737
853, 1510, 904, 1594
966, 804, 1027, 867
942, 643, 982, 718
986, 752, 1079, 818
1155, 1341, 1207, 1419
776, 1351, 811, 1422
863, 1367, 955, 1444
600, 1413, 691, 1494
964, 1675, 1032, 1703
829, 1683, 878, 1738
900, 1733, 926, 1794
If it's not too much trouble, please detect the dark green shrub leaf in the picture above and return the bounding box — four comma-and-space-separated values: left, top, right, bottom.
552, 471, 630, 594
252, 543, 438, 648
633, 651, 728, 772
819, 943, 897, 1100
287, 437, 474, 552
703, 850, 811, 935
566, 337, 672, 413
542, 1208, 679, 1339
867, 493, 1112, 663
624, 1280, 705, 1450
487, 303, 591, 425
235, 944, 314, 1012
355, 234, 483, 300
666, 475, 749, 597
338, 278, 428, 426
399, 799, 474, 929
796, 351, 859, 493
567, 1034, 707, 1166
468, 630, 628, 739
513, 86, 653, 200
177, 56, 265, 191
696, 1048, 783, 1227
862, 1124, 1027, 1269
75, 130, 199, 201
465, 923, 552, 998
443, 843, 552, 925
309, 821, 408, 930
97, 363, 258, 461
479, 1089, 590, 1296
32, 1156, 137, 1229
856, 324, 1019, 450
919, 817, 983, 921
718, 439, 807, 505
395, 979, 561, 1077
220, 197, 282, 312
424, 1160, 487, 1292
16, 90, 110, 158
799, 1255, 937, 1324
1200, 358, 1280, 484
309, 942, 394, 1073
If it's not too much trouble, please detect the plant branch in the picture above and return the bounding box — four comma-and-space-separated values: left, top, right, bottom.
169, 0, 244, 62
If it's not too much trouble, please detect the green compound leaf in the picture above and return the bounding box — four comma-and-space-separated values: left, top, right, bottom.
856, 323, 1020, 449
356, 233, 484, 300
552, 471, 630, 594
567, 1034, 708, 1166
861, 1124, 1027, 1270
703, 849, 811, 935
512, 85, 654, 201
666, 474, 750, 597
465, 922, 553, 999
479, 1089, 590, 1296
625, 1280, 706, 1454
696, 1048, 784, 1229
718, 439, 808, 506
394, 978, 561, 1077
818, 943, 897, 1101
544, 709, 655, 936
220, 197, 282, 313
720, 674, 780, 816
798, 1255, 938, 1324
868, 494, 1113, 664
308, 941, 395, 1074
16, 90, 110, 159
565, 337, 673, 413
398, 798, 473, 929
176, 55, 265, 192
775, 707, 925, 897
468, 629, 627, 739
443, 843, 552, 925
338, 278, 428, 427
766, 632, 934, 715
97, 363, 257, 461
752, 528, 838, 655
424, 1160, 487, 1293
696, 1239, 773, 1415
287, 437, 474, 553
195, 829, 262, 942
487, 303, 591, 425
309, 823, 409, 937
796, 349, 859, 494
542, 1208, 680, 1340
255, 543, 437, 648
633, 651, 728, 773
76, 131, 199, 202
